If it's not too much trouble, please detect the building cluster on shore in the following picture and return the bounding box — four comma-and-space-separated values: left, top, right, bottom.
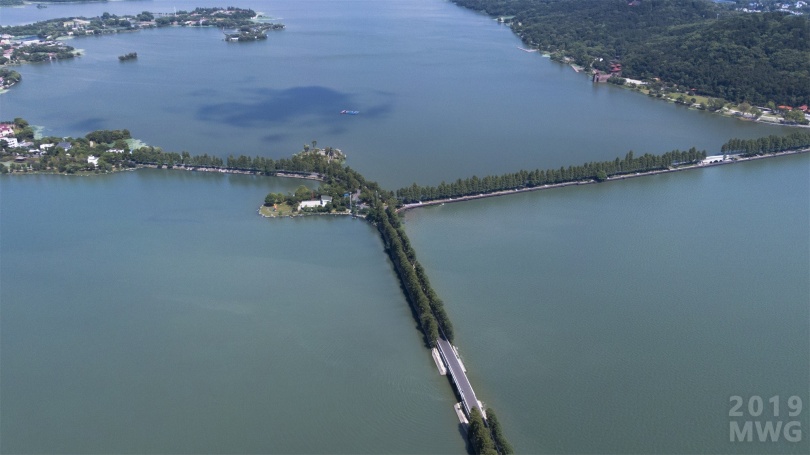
0, 36, 78, 66
0, 7, 285, 92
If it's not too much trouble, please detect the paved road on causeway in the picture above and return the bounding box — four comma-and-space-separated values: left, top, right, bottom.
436, 338, 483, 417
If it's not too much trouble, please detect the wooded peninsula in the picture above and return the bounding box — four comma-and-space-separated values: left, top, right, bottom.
452, 0, 810, 110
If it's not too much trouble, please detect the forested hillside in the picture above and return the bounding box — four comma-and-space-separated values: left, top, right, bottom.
452, 0, 809, 106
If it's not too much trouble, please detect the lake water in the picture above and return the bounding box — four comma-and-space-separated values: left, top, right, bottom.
0, 170, 465, 454
404, 154, 809, 454
0, 0, 793, 188
1, 0, 808, 453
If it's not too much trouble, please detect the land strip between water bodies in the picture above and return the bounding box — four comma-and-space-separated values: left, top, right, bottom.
4, 125, 810, 454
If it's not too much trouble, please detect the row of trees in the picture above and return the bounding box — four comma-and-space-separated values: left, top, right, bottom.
721, 131, 810, 156
396, 148, 707, 204
469, 408, 497, 455
485, 408, 513, 455
468, 407, 513, 455
86, 128, 131, 144
369, 203, 454, 346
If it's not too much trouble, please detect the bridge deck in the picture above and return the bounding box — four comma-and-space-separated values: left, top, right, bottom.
436, 338, 483, 418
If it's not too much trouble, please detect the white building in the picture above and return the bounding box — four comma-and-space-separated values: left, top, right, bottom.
299, 195, 334, 210
87, 155, 99, 167
0, 124, 14, 137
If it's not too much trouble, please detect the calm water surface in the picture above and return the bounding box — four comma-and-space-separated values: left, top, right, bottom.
0, 0, 794, 188
0, 170, 464, 454
405, 154, 810, 454
2, 0, 809, 453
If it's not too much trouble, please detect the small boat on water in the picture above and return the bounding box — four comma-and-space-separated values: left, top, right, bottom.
340, 110, 360, 115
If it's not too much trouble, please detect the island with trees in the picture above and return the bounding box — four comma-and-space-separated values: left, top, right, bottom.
0, 68, 21, 90
452, 0, 810, 125
0, 7, 284, 92
0, 40, 79, 67
0, 7, 282, 40
224, 23, 285, 42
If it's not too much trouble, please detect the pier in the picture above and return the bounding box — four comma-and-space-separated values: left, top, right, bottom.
436, 338, 484, 419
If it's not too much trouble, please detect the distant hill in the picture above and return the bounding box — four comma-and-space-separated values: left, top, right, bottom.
452, 0, 809, 106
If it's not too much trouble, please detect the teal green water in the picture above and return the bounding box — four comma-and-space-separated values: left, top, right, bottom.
404, 154, 810, 454
2, 0, 809, 453
1, 170, 464, 454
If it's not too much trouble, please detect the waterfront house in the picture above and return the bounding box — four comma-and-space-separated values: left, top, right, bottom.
0, 124, 14, 137
299, 195, 334, 210
63, 19, 91, 29
87, 155, 99, 167
2, 137, 19, 148
56, 141, 72, 151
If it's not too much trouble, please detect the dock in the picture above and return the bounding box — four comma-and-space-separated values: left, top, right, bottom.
431, 347, 447, 375
436, 338, 484, 418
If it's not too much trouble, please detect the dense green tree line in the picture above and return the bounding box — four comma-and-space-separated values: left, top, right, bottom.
369, 203, 456, 346
624, 12, 809, 106
451, 0, 809, 106
468, 408, 498, 455
721, 131, 810, 156
86, 129, 131, 144
396, 148, 707, 204
485, 408, 514, 455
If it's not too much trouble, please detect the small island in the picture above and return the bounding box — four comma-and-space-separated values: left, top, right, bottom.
0, 7, 283, 41
118, 52, 137, 61
224, 23, 285, 42
0, 68, 21, 90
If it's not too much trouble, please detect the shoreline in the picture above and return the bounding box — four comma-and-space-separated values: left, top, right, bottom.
397, 148, 810, 213
1, 162, 328, 181
521, 50, 808, 129
257, 207, 359, 219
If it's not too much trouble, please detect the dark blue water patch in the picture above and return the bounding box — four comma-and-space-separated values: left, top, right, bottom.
68, 117, 108, 134
262, 132, 292, 142
195, 86, 393, 129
